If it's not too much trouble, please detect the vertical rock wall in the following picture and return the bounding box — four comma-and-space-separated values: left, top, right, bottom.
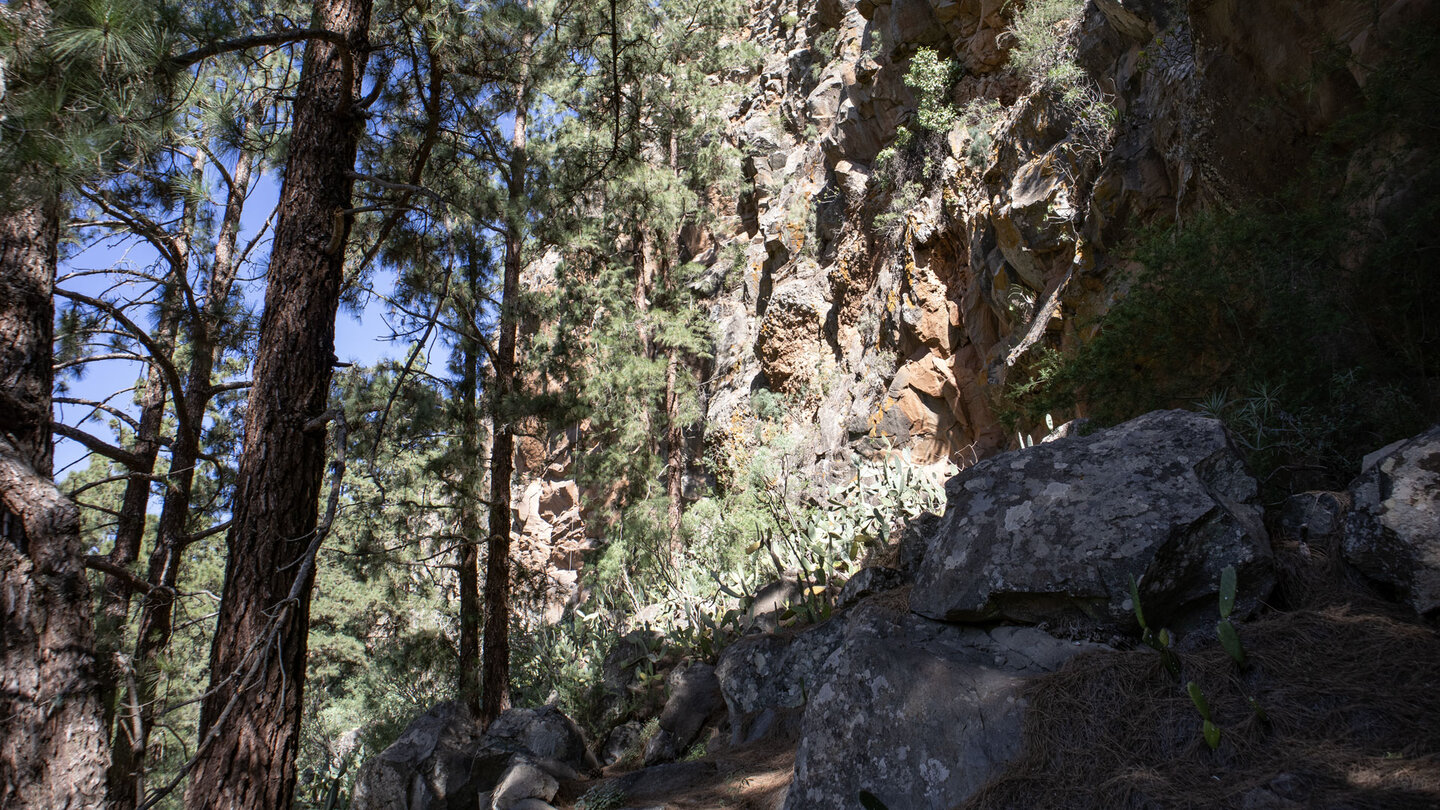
512, 0, 1434, 618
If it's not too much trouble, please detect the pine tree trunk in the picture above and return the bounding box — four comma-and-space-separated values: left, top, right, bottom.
664, 350, 685, 556
183, 1, 370, 804
0, 200, 112, 808
480, 43, 532, 726
457, 258, 484, 717
113, 139, 256, 810
98, 154, 202, 795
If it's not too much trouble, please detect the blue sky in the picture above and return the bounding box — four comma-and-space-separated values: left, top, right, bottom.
54, 169, 409, 478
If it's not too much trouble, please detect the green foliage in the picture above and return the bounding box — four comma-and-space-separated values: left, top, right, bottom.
1215, 566, 1248, 667
1129, 574, 1180, 680
1005, 0, 1114, 156
904, 47, 960, 133
0, 0, 177, 198
1218, 565, 1237, 619
871, 181, 922, 239
811, 28, 840, 66
1002, 33, 1440, 496
958, 98, 1001, 168
296, 367, 459, 803
745, 449, 953, 623
1005, 189, 1437, 494
1186, 680, 1212, 721
1007, 0, 1085, 86
1187, 681, 1222, 750
577, 781, 627, 810
1217, 620, 1247, 667
750, 387, 786, 422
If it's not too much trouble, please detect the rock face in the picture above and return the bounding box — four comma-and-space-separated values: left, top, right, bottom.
1343, 424, 1440, 614
904, 410, 1273, 633
784, 603, 1103, 810
352, 703, 594, 810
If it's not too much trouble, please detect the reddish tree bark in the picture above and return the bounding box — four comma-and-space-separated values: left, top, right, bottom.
480, 39, 532, 725
0, 200, 112, 808
111, 138, 256, 810
458, 256, 484, 716
182, 0, 371, 804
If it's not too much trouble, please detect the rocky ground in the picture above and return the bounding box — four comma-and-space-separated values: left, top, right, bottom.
353, 412, 1440, 810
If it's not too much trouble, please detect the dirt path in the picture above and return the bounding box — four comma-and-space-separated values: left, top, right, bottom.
559, 740, 796, 810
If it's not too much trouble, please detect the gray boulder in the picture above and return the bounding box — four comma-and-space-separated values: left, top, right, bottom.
1279, 490, 1349, 546
643, 661, 725, 765
612, 760, 719, 804
599, 721, 644, 766
784, 602, 1104, 810
352, 702, 485, 810
835, 566, 906, 609
716, 618, 846, 746
485, 705, 598, 774
352, 703, 594, 810
745, 579, 803, 633
491, 758, 559, 810
904, 409, 1273, 634
1344, 424, 1440, 614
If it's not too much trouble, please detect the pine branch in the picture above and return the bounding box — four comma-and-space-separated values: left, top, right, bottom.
53, 288, 193, 442
84, 556, 154, 594
52, 423, 145, 469
167, 29, 351, 72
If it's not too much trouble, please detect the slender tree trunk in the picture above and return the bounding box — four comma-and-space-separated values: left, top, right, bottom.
664, 350, 685, 555
0, 200, 111, 808
114, 140, 255, 810
184, 1, 371, 804
457, 256, 483, 717
661, 130, 688, 555
480, 36, 532, 726
98, 152, 203, 790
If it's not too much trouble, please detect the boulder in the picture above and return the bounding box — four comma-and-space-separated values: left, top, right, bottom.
491, 758, 559, 810
484, 705, 598, 775
1279, 491, 1349, 546
1343, 424, 1440, 614
352, 703, 595, 810
835, 566, 906, 609
599, 721, 644, 766
612, 760, 720, 804
351, 702, 485, 810
716, 618, 846, 745
904, 410, 1273, 634
644, 661, 726, 765
744, 578, 803, 632
784, 602, 1105, 810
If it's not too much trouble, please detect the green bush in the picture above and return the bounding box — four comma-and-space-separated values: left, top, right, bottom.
1007, 0, 1086, 86
905, 47, 960, 133
1007, 0, 1115, 156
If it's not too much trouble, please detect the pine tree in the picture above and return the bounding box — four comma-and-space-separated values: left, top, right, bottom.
0, 0, 178, 801
183, 0, 374, 804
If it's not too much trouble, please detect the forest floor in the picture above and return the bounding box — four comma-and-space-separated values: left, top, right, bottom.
559, 738, 796, 810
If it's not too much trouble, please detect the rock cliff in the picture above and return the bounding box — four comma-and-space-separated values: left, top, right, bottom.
693, 0, 1432, 472
507, 0, 1436, 635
